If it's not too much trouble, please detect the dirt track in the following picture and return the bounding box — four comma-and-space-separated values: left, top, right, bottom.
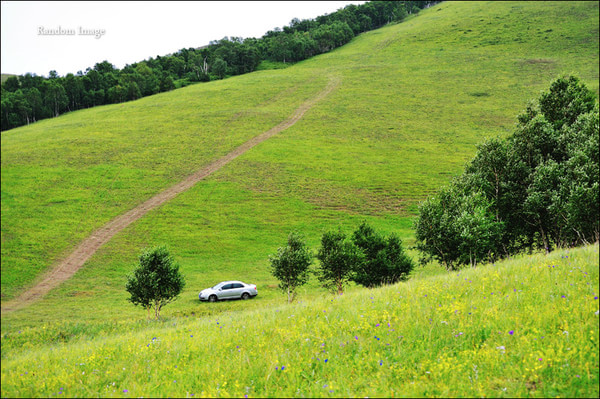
1, 76, 340, 314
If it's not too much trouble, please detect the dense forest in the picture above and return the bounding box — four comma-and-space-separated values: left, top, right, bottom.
1, 1, 437, 131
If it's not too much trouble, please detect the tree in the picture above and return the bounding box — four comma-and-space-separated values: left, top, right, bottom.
43, 80, 67, 117
414, 182, 504, 270
351, 222, 414, 287
212, 58, 228, 79
159, 74, 175, 92
269, 232, 313, 303
316, 230, 360, 294
415, 75, 598, 269
126, 245, 185, 319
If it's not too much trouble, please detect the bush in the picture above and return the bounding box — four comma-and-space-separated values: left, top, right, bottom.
351, 222, 414, 286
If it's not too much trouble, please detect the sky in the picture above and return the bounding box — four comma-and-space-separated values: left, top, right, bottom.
1, 1, 364, 77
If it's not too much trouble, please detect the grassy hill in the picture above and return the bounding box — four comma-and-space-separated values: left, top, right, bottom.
2, 1, 598, 310
1, 1, 599, 396
1, 0, 599, 331
1, 244, 598, 397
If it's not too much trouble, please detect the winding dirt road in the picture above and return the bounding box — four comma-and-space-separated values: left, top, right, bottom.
1, 76, 340, 314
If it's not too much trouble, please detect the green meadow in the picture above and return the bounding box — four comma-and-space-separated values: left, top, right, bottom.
1, 245, 598, 397
1, 1, 599, 397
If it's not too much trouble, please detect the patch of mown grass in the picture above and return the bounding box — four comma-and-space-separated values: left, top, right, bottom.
1, 244, 597, 397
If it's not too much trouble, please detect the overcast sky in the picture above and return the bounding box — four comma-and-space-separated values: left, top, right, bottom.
1, 1, 364, 77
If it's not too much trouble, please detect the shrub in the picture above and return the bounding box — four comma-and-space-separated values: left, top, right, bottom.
351, 222, 414, 286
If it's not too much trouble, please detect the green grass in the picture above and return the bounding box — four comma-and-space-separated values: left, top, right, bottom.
2, 1, 598, 306
1, 3, 599, 396
255, 60, 295, 71
2, 244, 598, 397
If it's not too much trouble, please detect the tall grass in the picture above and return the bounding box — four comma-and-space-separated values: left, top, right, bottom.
2, 244, 598, 397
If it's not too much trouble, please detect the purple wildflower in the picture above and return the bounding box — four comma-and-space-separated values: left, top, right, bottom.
509, 330, 514, 335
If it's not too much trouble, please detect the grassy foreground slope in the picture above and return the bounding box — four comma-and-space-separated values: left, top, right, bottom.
2, 244, 598, 397
1, 1, 599, 320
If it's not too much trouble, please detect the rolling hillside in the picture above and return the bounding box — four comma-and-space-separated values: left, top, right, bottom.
1, 0, 599, 324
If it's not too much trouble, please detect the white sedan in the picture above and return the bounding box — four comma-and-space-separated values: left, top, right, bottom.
199, 280, 258, 302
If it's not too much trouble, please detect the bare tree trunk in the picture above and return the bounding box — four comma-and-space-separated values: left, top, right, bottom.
154, 301, 161, 319
540, 225, 550, 254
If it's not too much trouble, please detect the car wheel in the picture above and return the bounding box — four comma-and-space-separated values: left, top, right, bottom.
241, 292, 250, 300
209, 295, 218, 302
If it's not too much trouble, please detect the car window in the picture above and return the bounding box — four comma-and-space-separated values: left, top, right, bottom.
233, 283, 244, 288
222, 284, 233, 290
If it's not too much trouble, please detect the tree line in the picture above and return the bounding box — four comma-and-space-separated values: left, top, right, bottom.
270, 222, 415, 303
1, 1, 438, 131
414, 75, 599, 270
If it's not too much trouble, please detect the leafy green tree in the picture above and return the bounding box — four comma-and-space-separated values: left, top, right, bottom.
126, 81, 142, 101
269, 232, 313, 303
509, 75, 597, 251
415, 181, 503, 270
351, 222, 414, 287
43, 80, 67, 117
3, 76, 20, 92
107, 84, 127, 103
134, 62, 159, 96
159, 74, 175, 92
126, 245, 185, 319
416, 75, 598, 268
212, 58, 228, 79
316, 230, 361, 294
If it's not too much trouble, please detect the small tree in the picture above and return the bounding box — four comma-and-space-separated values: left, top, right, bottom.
316, 230, 360, 294
351, 222, 414, 287
126, 245, 185, 319
269, 232, 313, 303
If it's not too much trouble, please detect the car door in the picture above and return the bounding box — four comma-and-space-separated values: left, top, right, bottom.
231, 283, 244, 298
219, 283, 233, 299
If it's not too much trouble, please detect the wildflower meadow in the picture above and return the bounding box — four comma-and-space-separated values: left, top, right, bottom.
2, 244, 598, 397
